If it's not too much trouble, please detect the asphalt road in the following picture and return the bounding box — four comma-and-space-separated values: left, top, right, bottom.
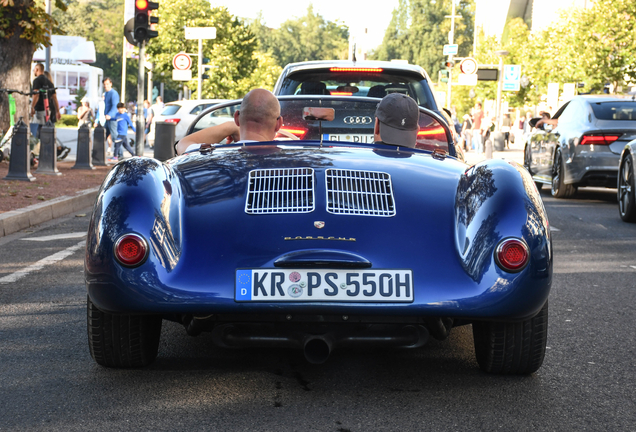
0, 188, 635, 431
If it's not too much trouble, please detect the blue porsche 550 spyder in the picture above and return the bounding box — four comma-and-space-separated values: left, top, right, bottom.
85, 96, 552, 374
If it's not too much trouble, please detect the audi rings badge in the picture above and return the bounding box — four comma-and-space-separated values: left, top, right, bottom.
343, 116, 373, 125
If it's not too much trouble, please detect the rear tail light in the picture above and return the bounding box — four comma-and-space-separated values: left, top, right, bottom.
579, 134, 620, 145
330, 92, 352, 96
277, 126, 308, 139
114, 234, 148, 267
417, 126, 446, 139
164, 118, 181, 124
329, 67, 383, 73
495, 238, 529, 272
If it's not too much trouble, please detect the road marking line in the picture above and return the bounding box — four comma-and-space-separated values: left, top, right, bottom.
0, 241, 85, 284
20, 232, 87, 242
550, 226, 560, 232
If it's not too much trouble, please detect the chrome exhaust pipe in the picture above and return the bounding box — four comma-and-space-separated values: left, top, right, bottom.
303, 336, 332, 364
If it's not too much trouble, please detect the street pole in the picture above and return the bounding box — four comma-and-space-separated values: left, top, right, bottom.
136, 40, 146, 156
197, 38, 203, 100
495, 50, 509, 131
121, 37, 127, 104
45, 0, 51, 72
445, 1, 461, 110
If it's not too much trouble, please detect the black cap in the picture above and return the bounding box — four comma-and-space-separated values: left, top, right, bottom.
375, 93, 419, 147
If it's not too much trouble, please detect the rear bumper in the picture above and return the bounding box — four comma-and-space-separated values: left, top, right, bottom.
566, 148, 620, 186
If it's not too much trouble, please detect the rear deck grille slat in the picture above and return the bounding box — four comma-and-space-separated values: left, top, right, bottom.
246, 168, 315, 214
326, 169, 396, 217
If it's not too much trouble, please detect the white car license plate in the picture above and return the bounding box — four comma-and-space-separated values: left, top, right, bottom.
323, 134, 375, 143
235, 269, 413, 302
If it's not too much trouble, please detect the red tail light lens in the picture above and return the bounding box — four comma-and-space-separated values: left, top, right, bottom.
330, 92, 352, 96
277, 126, 308, 139
114, 234, 148, 267
164, 118, 181, 124
329, 67, 383, 73
416, 126, 447, 150
495, 238, 529, 272
579, 134, 620, 145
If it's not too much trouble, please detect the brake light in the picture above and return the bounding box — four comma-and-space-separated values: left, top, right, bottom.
579, 134, 620, 145
330, 92, 352, 96
417, 126, 447, 142
329, 67, 383, 73
495, 238, 529, 272
277, 126, 308, 139
164, 118, 181, 124
114, 234, 148, 267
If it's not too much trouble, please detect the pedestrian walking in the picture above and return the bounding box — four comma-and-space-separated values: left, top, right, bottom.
108, 103, 136, 162
102, 77, 121, 157
471, 102, 484, 154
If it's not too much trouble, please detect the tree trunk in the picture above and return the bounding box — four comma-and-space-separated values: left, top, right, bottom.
0, 1, 37, 133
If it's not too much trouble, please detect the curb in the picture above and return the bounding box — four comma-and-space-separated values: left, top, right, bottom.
0, 187, 99, 238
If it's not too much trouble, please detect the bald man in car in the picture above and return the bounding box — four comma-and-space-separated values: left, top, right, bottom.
176, 88, 283, 155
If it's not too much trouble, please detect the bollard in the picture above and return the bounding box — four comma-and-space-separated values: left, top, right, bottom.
92, 124, 107, 166
485, 138, 493, 159
72, 123, 95, 170
36, 121, 61, 176
154, 121, 176, 162
492, 131, 505, 152
4, 118, 35, 182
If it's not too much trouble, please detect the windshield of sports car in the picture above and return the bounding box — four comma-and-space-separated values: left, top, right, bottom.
277, 70, 436, 112
189, 97, 451, 153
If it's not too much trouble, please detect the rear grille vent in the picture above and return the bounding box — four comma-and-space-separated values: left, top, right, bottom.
326, 169, 396, 216
245, 168, 315, 214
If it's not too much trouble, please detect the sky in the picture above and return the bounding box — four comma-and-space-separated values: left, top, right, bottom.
212, 0, 400, 50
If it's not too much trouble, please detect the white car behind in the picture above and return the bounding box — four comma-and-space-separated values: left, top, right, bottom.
147, 99, 227, 146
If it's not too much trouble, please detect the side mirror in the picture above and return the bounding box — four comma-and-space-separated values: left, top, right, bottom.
303, 107, 335, 122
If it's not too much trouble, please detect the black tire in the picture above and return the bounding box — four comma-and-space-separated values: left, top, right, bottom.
551, 147, 576, 198
87, 296, 162, 368
472, 301, 548, 375
618, 153, 636, 222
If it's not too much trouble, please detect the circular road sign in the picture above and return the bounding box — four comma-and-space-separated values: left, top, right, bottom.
173, 53, 192, 71
459, 58, 478, 75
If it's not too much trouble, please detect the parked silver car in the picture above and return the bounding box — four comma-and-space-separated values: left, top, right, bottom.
524, 95, 636, 198
148, 99, 227, 146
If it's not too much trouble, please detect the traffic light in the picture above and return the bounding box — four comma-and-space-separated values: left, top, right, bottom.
444, 60, 454, 69
134, 0, 159, 43
440, 69, 449, 83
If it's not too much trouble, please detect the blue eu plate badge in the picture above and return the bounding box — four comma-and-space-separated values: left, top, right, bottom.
235, 269, 252, 301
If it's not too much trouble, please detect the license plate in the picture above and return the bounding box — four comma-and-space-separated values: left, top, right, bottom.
323, 134, 375, 143
235, 269, 413, 302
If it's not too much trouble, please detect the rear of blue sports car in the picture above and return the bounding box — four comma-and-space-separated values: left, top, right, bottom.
85, 99, 552, 374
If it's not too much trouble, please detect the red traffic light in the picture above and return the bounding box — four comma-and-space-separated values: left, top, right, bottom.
136, 0, 148, 9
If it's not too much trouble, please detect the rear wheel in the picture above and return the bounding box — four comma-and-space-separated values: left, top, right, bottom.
618, 154, 636, 222
551, 147, 576, 198
472, 301, 548, 375
87, 296, 162, 368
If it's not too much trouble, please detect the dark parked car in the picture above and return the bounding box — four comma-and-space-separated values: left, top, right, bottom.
524, 96, 636, 198
86, 95, 551, 375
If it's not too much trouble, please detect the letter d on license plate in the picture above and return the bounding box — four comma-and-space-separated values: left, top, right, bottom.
235, 269, 413, 302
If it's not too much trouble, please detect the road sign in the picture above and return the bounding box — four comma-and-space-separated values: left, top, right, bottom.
443, 44, 458, 56
184, 27, 216, 40
172, 53, 192, 71
457, 73, 478, 86
502, 64, 521, 91
459, 58, 478, 75
172, 69, 192, 81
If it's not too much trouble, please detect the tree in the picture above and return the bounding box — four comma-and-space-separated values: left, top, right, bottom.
251, 6, 349, 68
372, 0, 474, 79
144, 1, 257, 99
0, 0, 65, 132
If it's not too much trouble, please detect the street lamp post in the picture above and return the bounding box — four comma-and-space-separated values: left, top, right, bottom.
495, 50, 509, 130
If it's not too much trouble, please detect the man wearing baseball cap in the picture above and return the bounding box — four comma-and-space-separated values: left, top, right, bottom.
374, 93, 420, 148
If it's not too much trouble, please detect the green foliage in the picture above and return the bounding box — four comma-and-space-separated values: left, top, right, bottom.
372, 0, 474, 79
74, 86, 87, 107
144, 1, 257, 99
250, 6, 349, 68
59, 114, 78, 127
0, 0, 66, 47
